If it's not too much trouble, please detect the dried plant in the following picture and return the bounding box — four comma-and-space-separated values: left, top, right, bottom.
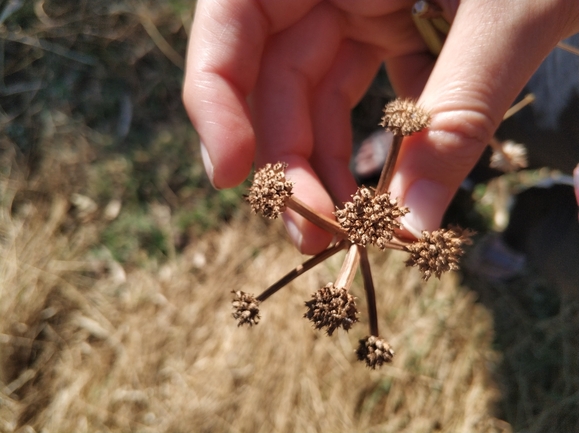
377, 98, 430, 193
335, 187, 409, 250
246, 162, 344, 235
356, 336, 395, 369
490, 140, 529, 172
484, 93, 534, 173
232, 291, 261, 327
245, 162, 293, 219
304, 243, 360, 335
405, 226, 475, 281
380, 98, 431, 137
231, 242, 348, 327
233, 97, 474, 369
304, 283, 359, 335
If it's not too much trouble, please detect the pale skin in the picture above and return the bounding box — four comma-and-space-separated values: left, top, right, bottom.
183, 0, 579, 254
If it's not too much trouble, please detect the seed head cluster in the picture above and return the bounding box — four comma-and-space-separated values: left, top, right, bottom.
380, 98, 430, 136
232, 291, 261, 327
356, 336, 395, 369
335, 187, 409, 250
405, 227, 475, 281
245, 162, 293, 219
304, 283, 359, 336
490, 141, 528, 172
236, 149, 476, 369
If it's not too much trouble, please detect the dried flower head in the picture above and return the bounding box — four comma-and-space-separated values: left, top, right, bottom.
232, 291, 261, 327
335, 187, 409, 250
380, 98, 430, 136
490, 141, 528, 172
404, 226, 475, 281
356, 335, 394, 368
304, 283, 359, 336
245, 162, 293, 219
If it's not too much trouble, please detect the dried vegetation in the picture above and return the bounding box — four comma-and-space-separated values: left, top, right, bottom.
0, 1, 578, 432
0, 143, 504, 432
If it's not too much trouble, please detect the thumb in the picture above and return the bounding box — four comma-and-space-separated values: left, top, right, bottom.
388, 0, 579, 238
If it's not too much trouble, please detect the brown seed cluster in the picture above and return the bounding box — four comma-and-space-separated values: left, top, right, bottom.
490, 141, 528, 172
232, 291, 261, 327
236, 158, 476, 369
356, 336, 394, 369
304, 283, 359, 336
245, 162, 293, 219
380, 98, 430, 136
335, 187, 409, 250
404, 226, 475, 281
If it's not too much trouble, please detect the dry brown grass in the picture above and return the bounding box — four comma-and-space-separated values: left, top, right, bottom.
0, 138, 508, 433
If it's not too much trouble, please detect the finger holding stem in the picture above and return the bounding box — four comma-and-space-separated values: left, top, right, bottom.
248, 162, 409, 250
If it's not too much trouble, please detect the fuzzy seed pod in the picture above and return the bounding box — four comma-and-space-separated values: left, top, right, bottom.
304, 283, 359, 336
356, 336, 394, 369
380, 98, 430, 136
232, 291, 261, 327
245, 162, 293, 219
335, 187, 409, 250
490, 141, 528, 172
404, 226, 474, 281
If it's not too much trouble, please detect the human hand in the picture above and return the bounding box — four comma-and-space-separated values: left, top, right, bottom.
183, 0, 579, 254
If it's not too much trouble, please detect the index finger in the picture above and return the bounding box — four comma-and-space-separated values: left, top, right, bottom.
182, 0, 319, 188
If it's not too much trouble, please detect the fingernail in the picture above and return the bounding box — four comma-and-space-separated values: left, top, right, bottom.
283, 214, 303, 251
402, 179, 451, 238
200, 141, 216, 188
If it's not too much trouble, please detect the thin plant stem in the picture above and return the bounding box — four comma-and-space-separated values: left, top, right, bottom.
503, 93, 535, 120
256, 241, 347, 302
375, 134, 403, 194
286, 197, 345, 237
389, 236, 411, 250
359, 246, 379, 337
334, 243, 360, 289
557, 41, 579, 56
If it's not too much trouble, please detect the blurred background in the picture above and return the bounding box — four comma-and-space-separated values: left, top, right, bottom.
0, 1, 577, 432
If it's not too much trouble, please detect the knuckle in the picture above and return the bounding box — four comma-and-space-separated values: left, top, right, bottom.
427, 108, 497, 172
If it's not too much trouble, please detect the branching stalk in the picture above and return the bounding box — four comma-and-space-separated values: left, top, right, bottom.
375, 135, 403, 195
286, 197, 345, 237
359, 246, 379, 337
256, 241, 347, 302
334, 243, 360, 289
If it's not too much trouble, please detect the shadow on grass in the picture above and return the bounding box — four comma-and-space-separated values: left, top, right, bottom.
448, 185, 579, 433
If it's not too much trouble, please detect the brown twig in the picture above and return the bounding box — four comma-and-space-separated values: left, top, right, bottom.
503, 93, 535, 120
376, 135, 403, 195
286, 197, 345, 237
334, 243, 360, 289
557, 41, 579, 56
359, 246, 379, 337
256, 241, 347, 302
